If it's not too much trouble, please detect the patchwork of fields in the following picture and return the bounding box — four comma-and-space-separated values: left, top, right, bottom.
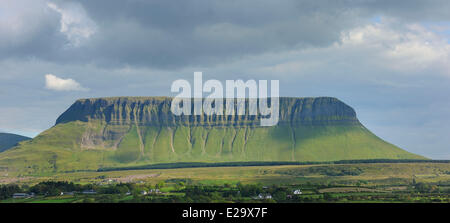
2, 162, 450, 203
2, 162, 449, 186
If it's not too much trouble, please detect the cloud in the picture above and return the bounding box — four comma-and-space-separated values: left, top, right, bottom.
0, 0, 62, 60
45, 74, 88, 91
53, 0, 450, 68
47, 2, 97, 47
247, 19, 450, 80
338, 21, 450, 75
2, 0, 450, 69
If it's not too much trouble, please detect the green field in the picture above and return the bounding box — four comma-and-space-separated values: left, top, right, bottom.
2, 162, 450, 203
2, 162, 449, 186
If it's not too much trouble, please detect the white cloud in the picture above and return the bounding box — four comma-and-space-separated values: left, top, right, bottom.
45, 74, 87, 91
47, 2, 96, 47
248, 18, 450, 80
338, 21, 450, 75
0, 0, 53, 48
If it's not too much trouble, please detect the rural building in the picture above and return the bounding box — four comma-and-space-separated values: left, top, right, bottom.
82, 189, 97, 195
12, 193, 34, 199
254, 193, 272, 200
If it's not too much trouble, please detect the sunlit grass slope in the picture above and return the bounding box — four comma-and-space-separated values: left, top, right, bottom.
0, 120, 424, 175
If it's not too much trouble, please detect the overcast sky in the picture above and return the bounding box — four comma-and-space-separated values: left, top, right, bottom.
1, 0, 450, 159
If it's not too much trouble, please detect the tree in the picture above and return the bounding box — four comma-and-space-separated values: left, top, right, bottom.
323, 193, 333, 201
156, 181, 165, 189
0, 184, 22, 199
273, 191, 287, 201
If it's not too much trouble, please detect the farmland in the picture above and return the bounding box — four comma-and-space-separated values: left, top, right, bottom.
1, 162, 450, 203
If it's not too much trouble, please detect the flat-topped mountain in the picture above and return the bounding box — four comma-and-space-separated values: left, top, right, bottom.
0, 97, 425, 174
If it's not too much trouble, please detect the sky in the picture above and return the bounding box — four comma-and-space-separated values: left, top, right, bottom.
0, 0, 449, 159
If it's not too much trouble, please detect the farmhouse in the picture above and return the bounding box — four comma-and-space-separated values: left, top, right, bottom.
149, 189, 161, 194
12, 193, 34, 199
253, 193, 272, 200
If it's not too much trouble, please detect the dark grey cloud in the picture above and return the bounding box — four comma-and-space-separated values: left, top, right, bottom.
0, 1, 62, 60
73, 0, 367, 68
2, 0, 450, 68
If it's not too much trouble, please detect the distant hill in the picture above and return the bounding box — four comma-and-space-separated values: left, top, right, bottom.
0, 97, 425, 175
0, 133, 31, 152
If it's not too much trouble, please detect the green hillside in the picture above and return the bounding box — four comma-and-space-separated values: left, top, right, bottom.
0, 133, 30, 153
0, 97, 425, 175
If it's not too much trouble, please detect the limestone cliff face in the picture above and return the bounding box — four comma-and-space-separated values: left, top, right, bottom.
55, 97, 359, 126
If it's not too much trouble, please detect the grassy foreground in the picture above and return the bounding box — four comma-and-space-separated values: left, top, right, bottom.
2, 162, 449, 186
1, 162, 450, 203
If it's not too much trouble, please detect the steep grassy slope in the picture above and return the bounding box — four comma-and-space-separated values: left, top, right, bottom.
0, 133, 30, 153
0, 97, 425, 175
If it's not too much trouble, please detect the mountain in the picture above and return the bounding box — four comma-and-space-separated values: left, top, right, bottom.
0, 97, 425, 174
0, 133, 31, 153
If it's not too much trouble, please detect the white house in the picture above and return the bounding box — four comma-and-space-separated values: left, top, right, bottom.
149, 189, 161, 194
254, 193, 272, 200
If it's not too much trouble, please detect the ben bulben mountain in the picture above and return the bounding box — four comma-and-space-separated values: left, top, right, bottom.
0, 96, 424, 174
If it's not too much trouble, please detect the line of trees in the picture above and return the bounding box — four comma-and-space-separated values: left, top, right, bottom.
98, 159, 449, 172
